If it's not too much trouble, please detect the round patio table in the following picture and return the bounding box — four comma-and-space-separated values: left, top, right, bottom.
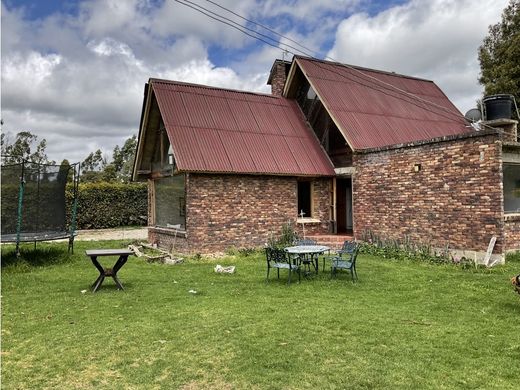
284, 245, 330, 275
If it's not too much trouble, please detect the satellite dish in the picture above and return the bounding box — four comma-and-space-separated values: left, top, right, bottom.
464, 108, 482, 122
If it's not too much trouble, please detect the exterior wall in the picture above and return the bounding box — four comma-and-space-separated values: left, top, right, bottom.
148, 226, 189, 253
183, 174, 330, 253
504, 215, 520, 252
353, 134, 505, 259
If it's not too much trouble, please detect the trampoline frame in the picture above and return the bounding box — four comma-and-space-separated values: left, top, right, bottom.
1, 158, 80, 256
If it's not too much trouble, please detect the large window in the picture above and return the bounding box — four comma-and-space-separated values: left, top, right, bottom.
297, 181, 312, 218
154, 174, 186, 228
504, 164, 520, 213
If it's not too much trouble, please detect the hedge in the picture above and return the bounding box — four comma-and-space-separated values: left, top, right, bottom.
66, 182, 148, 229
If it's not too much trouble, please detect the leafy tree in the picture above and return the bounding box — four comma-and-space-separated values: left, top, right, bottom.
80, 149, 106, 182
1, 131, 53, 164
80, 135, 137, 183
112, 135, 137, 182
478, 0, 520, 115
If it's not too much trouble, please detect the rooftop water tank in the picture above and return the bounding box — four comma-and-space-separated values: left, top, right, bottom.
483, 94, 514, 120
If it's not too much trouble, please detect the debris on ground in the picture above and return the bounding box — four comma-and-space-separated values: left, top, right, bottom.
128, 243, 184, 265
214, 264, 236, 274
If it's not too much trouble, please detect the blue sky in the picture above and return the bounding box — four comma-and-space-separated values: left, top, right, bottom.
1, 0, 508, 163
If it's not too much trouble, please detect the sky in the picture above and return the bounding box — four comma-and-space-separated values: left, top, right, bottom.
1, 0, 509, 164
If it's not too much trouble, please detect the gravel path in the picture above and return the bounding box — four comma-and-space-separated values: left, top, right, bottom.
75, 227, 148, 241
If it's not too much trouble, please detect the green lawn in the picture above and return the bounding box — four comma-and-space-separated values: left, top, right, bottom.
2, 241, 519, 389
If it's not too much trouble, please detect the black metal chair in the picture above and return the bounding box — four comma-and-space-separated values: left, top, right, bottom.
294, 238, 318, 274
322, 240, 357, 271
294, 238, 317, 246
331, 246, 359, 282
265, 247, 300, 284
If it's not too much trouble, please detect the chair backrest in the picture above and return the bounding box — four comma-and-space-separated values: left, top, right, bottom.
295, 238, 317, 246
341, 240, 357, 253
265, 247, 289, 264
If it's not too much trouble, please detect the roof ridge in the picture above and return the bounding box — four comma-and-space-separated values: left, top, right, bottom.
295, 55, 434, 83
150, 78, 281, 99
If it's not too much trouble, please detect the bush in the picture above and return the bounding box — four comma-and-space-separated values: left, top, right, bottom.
66, 182, 147, 229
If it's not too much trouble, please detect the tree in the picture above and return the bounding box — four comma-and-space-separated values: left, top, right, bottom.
80, 149, 106, 182
1, 131, 53, 164
478, 0, 520, 111
112, 135, 137, 182
79, 135, 137, 183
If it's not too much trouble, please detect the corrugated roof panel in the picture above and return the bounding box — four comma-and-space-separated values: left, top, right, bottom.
296, 56, 471, 150
153, 87, 190, 126
262, 134, 300, 174
180, 93, 216, 129
229, 100, 260, 133
166, 126, 207, 171
206, 96, 238, 131
241, 132, 282, 174
218, 130, 256, 172
151, 78, 334, 176
249, 102, 281, 135
195, 128, 231, 172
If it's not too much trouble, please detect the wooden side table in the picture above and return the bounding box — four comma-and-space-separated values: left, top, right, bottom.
85, 249, 134, 292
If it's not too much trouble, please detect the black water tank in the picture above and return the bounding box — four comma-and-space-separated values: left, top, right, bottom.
483, 94, 514, 120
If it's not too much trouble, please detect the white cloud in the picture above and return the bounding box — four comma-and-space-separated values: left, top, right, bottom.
328, 0, 508, 112
1, 0, 511, 165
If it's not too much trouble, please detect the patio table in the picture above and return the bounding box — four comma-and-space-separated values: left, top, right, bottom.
85, 249, 134, 292
284, 245, 330, 275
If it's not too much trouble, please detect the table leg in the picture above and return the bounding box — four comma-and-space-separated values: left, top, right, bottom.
111, 255, 129, 290
90, 256, 106, 292
92, 274, 105, 292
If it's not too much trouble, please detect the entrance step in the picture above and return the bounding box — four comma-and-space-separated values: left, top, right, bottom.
306, 234, 354, 250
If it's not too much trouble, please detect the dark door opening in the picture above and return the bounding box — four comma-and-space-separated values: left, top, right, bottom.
336, 178, 353, 234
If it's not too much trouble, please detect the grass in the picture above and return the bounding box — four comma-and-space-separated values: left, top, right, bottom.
2, 241, 520, 389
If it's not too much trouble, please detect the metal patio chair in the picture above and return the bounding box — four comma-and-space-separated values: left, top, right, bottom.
265, 247, 300, 284
322, 240, 357, 271
294, 238, 318, 273
331, 246, 359, 282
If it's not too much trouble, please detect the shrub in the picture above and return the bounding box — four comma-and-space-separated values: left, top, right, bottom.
66, 182, 147, 229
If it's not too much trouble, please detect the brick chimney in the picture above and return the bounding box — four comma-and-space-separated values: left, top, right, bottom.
267, 59, 291, 97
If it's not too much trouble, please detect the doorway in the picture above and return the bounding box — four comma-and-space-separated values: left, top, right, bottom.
336, 178, 353, 234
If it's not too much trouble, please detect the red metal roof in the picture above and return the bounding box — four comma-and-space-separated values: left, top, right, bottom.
295, 57, 472, 150
151, 79, 335, 176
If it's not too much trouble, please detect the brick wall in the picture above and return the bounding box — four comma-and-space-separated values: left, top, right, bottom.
294, 179, 332, 236
185, 174, 330, 253
353, 134, 505, 255
505, 215, 520, 252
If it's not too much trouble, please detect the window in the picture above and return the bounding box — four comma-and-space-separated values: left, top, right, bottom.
504, 164, 520, 213
154, 174, 186, 228
297, 181, 312, 218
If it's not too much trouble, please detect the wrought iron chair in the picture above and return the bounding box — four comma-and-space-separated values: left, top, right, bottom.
322, 240, 357, 271
331, 246, 359, 282
265, 247, 300, 284
294, 238, 317, 246
294, 238, 318, 274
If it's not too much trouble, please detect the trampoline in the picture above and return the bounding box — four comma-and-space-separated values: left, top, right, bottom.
1, 158, 79, 256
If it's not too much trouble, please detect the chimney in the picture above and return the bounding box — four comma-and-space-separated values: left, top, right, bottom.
267, 59, 291, 97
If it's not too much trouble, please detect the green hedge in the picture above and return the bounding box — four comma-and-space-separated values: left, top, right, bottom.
66, 182, 148, 229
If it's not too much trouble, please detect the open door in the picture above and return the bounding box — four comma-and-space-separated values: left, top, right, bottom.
336, 178, 353, 234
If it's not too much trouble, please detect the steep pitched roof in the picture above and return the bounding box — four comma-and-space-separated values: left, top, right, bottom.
293, 56, 472, 150
150, 79, 335, 176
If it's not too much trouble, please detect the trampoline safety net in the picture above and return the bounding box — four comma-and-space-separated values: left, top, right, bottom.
1, 161, 77, 245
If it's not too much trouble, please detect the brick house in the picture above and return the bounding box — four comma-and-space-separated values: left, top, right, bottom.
133, 56, 520, 262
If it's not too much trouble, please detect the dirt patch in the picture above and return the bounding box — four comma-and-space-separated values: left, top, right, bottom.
76, 228, 148, 241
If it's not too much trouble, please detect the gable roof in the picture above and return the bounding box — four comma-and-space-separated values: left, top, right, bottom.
150, 79, 335, 176
293, 56, 472, 150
